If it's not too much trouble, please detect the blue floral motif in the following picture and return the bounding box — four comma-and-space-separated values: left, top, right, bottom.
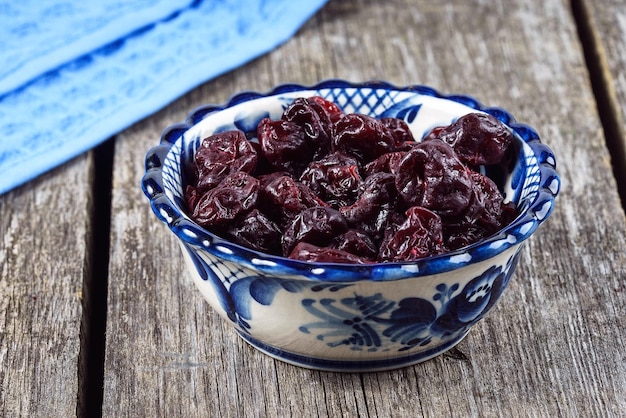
394, 104, 423, 123
183, 245, 249, 331
299, 294, 397, 351
185, 239, 520, 352
183, 244, 350, 334
300, 252, 521, 352
380, 98, 423, 122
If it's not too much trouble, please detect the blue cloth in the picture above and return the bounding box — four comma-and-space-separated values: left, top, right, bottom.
0, 0, 327, 195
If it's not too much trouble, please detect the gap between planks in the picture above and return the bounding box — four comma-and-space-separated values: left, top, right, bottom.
77, 138, 115, 418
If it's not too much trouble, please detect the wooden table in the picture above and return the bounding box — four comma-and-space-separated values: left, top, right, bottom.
2, 0, 625, 416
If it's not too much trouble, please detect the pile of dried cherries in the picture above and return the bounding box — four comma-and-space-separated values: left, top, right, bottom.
184, 96, 517, 264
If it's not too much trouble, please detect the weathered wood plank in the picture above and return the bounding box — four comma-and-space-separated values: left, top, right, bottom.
0, 156, 93, 417
103, 0, 626, 416
576, 0, 626, 201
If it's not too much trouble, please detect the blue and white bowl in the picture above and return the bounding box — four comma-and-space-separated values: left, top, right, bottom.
142, 80, 560, 372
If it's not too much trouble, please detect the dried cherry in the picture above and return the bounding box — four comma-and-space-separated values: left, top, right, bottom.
189, 171, 259, 227
193, 130, 257, 192
299, 151, 362, 208
226, 209, 281, 255
332, 113, 398, 163
331, 229, 378, 259
309, 96, 344, 123
185, 96, 518, 264
378, 206, 445, 262
340, 172, 398, 227
363, 151, 408, 177
424, 113, 513, 166
282, 206, 348, 256
257, 172, 325, 226
395, 140, 473, 217
282, 97, 332, 159
288, 242, 372, 264
379, 117, 415, 145
257, 117, 312, 176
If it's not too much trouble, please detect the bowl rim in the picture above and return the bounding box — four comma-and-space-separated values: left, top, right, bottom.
142, 79, 560, 282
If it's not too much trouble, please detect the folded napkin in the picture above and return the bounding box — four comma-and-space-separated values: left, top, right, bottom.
0, 0, 327, 195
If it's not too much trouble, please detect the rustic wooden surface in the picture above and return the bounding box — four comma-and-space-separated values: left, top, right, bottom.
578, 0, 626, 200
0, 155, 92, 416
1, 0, 626, 416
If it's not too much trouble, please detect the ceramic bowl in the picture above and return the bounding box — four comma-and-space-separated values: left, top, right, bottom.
141, 80, 559, 372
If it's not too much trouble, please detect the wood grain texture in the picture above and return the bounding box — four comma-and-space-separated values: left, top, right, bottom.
577, 0, 626, 191
0, 156, 93, 417
102, 0, 626, 416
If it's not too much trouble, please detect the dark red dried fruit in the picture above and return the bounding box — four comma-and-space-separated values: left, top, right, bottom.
332, 113, 398, 163
331, 229, 378, 260
309, 96, 344, 123
379, 117, 415, 144
282, 97, 333, 159
363, 151, 408, 177
194, 130, 257, 192
226, 209, 281, 255
395, 140, 473, 217
185, 185, 202, 214
185, 96, 518, 263
258, 173, 305, 222
424, 113, 513, 166
360, 208, 406, 247
282, 206, 348, 255
467, 170, 506, 233
288, 242, 372, 264
257, 172, 325, 226
190, 171, 259, 227
378, 206, 445, 262
257, 117, 313, 176
442, 172, 512, 250
443, 222, 489, 251
340, 172, 398, 227
299, 151, 362, 208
